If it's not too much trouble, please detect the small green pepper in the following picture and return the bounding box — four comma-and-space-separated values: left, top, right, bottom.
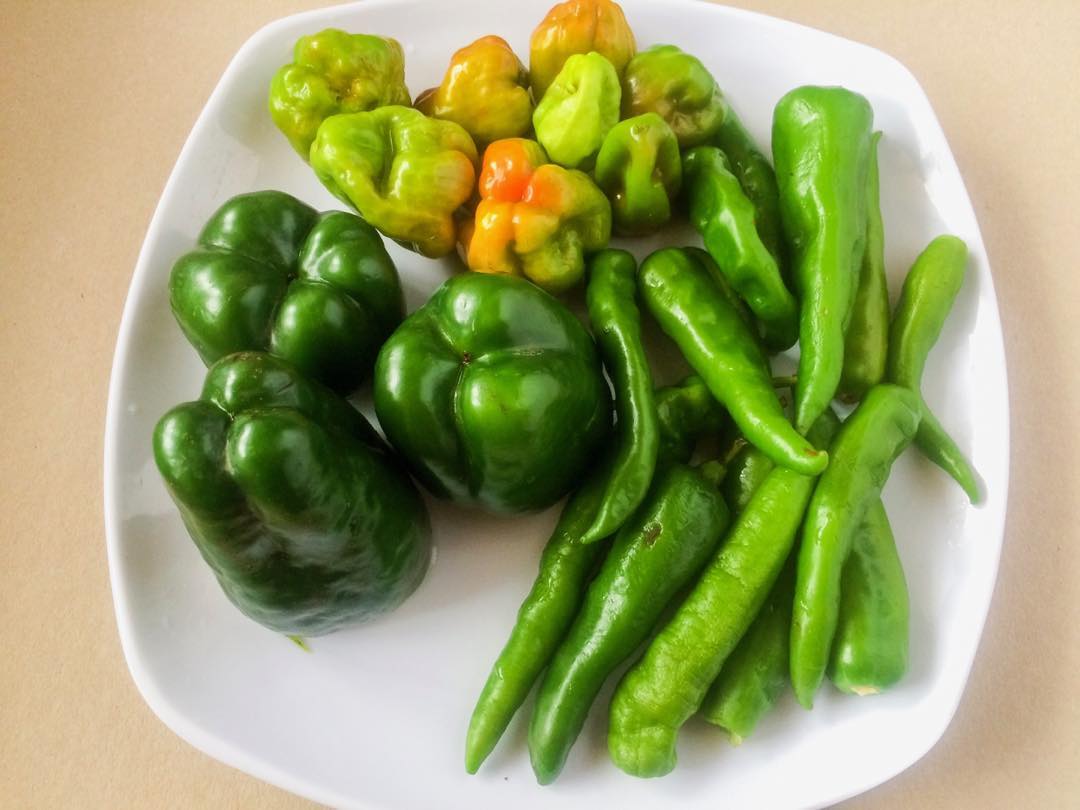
528, 463, 730, 784
310, 106, 478, 258
702, 559, 796, 745
153, 352, 431, 636
414, 35, 533, 146
683, 146, 798, 351
533, 51, 622, 169
828, 499, 910, 695
621, 45, 725, 148
580, 250, 659, 544
269, 29, 411, 158
593, 113, 682, 235
464, 473, 609, 774
169, 191, 403, 394
790, 384, 921, 708
654, 375, 726, 465
839, 131, 890, 402
607, 412, 837, 778
713, 105, 787, 282
887, 235, 981, 502
638, 248, 827, 476
773, 85, 874, 433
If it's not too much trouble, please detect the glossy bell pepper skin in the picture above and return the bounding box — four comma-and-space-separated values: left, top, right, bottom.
773, 86, 874, 433
683, 146, 799, 351
310, 106, 478, 258
621, 45, 725, 148
169, 191, 404, 394
465, 138, 612, 293
638, 248, 827, 476
269, 29, 411, 158
374, 272, 611, 514
528, 463, 730, 784
533, 52, 621, 169
713, 107, 788, 283
153, 352, 431, 637
415, 36, 533, 146
790, 384, 920, 708
593, 113, 682, 235
529, 0, 636, 100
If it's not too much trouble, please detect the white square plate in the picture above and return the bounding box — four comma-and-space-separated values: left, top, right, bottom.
104, 1, 1009, 807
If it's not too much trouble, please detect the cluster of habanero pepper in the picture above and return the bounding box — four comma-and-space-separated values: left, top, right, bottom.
150, 0, 984, 782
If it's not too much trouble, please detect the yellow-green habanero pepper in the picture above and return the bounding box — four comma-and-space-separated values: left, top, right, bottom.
529, 0, 636, 100
415, 35, 533, 146
269, 29, 411, 158
310, 106, 479, 258
621, 44, 726, 149
533, 52, 622, 169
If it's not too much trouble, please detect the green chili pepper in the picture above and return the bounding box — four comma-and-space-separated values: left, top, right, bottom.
581, 250, 660, 544
607, 413, 837, 778
683, 145, 798, 351
887, 235, 981, 502
528, 463, 730, 784
720, 440, 774, 515
701, 557, 795, 744
790, 383, 921, 709
654, 375, 726, 465
532, 51, 622, 169
713, 106, 787, 283
638, 247, 827, 476
593, 113, 682, 235
828, 499, 909, 695
839, 131, 890, 402
683, 246, 755, 332
464, 474, 608, 774
773, 86, 874, 433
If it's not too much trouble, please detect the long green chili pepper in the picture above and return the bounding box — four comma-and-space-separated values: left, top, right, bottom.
828, 498, 909, 695
607, 413, 839, 778
464, 473, 608, 774
702, 557, 795, 744
682, 146, 798, 351
887, 235, 981, 502
528, 463, 730, 785
638, 247, 827, 476
713, 106, 787, 284
654, 374, 727, 465
790, 384, 920, 709
772, 85, 874, 433
580, 250, 660, 544
839, 131, 890, 402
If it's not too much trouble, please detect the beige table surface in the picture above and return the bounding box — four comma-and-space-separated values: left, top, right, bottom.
2, 0, 1078, 807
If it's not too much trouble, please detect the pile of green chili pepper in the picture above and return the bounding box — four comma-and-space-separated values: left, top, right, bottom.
150, 0, 985, 787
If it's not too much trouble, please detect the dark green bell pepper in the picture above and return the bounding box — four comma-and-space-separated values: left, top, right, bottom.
153, 352, 431, 636
169, 190, 404, 394
374, 272, 611, 514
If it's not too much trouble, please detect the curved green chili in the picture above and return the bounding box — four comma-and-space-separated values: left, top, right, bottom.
772, 85, 874, 433
828, 498, 909, 695
839, 131, 890, 403
607, 413, 838, 778
790, 384, 920, 709
683, 146, 798, 351
528, 463, 729, 784
464, 474, 608, 774
638, 247, 827, 476
887, 234, 981, 502
713, 106, 787, 284
581, 249, 660, 544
